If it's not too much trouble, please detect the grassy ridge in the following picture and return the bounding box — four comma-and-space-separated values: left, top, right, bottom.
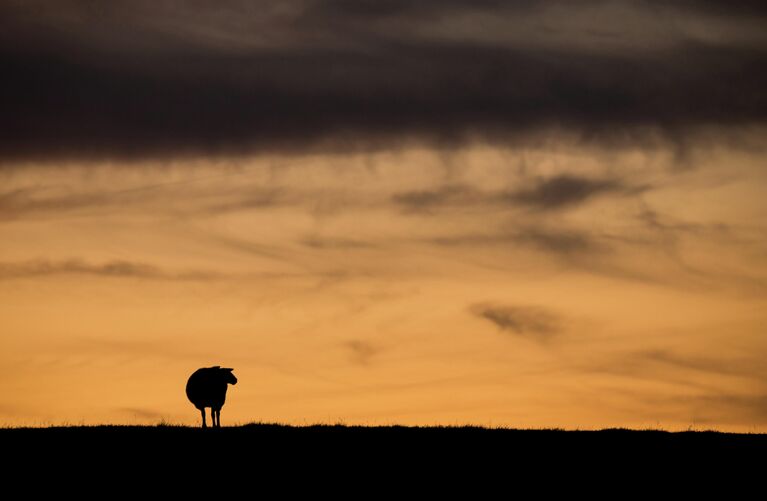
4, 423, 765, 459
2, 423, 764, 488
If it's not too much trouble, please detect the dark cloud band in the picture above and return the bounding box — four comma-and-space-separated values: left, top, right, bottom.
1, 1, 766, 161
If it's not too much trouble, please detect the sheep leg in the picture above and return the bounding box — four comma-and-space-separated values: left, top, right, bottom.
200, 408, 207, 428
214, 409, 220, 428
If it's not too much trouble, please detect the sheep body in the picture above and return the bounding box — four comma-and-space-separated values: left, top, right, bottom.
186, 366, 237, 427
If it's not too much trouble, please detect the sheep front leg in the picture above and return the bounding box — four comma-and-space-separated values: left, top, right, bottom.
200, 408, 207, 428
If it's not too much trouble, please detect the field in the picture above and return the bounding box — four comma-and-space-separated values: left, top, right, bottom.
3, 423, 765, 490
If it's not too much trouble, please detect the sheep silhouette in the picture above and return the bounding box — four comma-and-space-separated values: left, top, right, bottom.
186, 366, 238, 428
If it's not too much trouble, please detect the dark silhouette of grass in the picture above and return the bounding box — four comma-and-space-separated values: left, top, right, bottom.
4, 422, 766, 448
2, 423, 763, 490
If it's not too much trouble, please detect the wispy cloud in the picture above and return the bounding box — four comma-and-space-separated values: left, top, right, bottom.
116, 407, 164, 420
507, 175, 635, 211
0, 259, 222, 281
301, 235, 375, 249
345, 340, 380, 365
684, 392, 767, 424
470, 303, 562, 341
606, 349, 767, 381
202, 188, 291, 214
0, 187, 117, 220
393, 175, 640, 214
637, 206, 733, 243
513, 227, 606, 254
428, 224, 607, 258
392, 184, 488, 213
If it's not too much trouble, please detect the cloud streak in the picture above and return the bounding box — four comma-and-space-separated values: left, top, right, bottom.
430, 227, 605, 257
507, 176, 634, 211
392, 184, 490, 213
393, 175, 637, 213
345, 340, 380, 366
470, 303, 562, 341
301, 236, 375, 250
625, 349, 766, 381
117, 407, 164, 420
0, 259, 221, 281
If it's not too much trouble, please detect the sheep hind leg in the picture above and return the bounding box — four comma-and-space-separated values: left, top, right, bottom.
214, 409, 220, 428
200, 408, 207, 428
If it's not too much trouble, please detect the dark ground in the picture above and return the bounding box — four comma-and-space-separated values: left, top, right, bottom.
2, 424, 764, 493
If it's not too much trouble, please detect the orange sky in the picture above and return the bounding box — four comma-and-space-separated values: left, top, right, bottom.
2, 1, 767, 430
2, 138, 767, 430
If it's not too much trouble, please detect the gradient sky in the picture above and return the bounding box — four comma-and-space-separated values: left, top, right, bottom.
1, 1, 766, 430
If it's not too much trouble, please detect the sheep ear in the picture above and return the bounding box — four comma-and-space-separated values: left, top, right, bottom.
223, 367, 234, 371
211, 365, 221, 369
